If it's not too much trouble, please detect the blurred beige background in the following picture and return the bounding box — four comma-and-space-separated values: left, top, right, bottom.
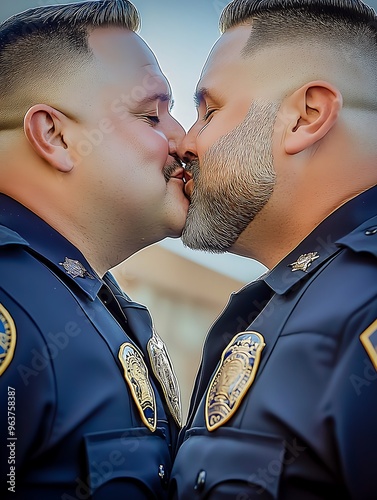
112, 245, 256, 419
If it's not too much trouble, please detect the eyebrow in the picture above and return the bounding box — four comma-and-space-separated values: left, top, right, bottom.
194, 87, 210, 108
194, 87, 208, 108
139, 92, 175, 111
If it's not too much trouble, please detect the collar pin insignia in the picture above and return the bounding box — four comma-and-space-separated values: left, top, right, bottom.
289, 252, 320, 272
59, 257, 95, 279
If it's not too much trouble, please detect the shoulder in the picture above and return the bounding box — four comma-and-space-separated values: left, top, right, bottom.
337, 214, 377, 258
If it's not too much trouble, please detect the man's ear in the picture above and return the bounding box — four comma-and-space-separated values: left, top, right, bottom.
23, 104, 74, 172
280, 81, 343, 155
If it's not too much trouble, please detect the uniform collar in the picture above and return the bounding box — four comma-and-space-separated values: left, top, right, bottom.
264, 185, 377, 295
0, 194, 102, 300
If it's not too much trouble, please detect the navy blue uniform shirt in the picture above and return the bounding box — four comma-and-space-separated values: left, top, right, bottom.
171, 185, 377, 499
0, 195, 180, 499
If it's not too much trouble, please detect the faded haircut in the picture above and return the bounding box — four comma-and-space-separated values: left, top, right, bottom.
0, 0, 140, 129
219, 0, 377, 54
219, 0, 377, 106
220, 0, 377, 32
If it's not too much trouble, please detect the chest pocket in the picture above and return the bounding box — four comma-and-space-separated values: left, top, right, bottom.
171, 426, 284, 499
84, 427, 171, 499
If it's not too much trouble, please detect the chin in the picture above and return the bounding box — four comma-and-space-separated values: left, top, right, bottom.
168, 204, 189, 237
166, 227, 184, 239
166, 219, 186, 239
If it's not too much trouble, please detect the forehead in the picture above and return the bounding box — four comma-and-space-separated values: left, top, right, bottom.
197, 25, 253, 96
87, 27, 172, 102
89, 28, 157, 69
198, 24, 319, 108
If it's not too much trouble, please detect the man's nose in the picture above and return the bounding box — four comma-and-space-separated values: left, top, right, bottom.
177, 126, 198, 164
168, 117, 186, 158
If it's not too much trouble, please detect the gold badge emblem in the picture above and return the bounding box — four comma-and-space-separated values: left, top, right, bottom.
0, 304, 16, 376
147, 329, 182, 427
118, 343, 157, 432
289, 252, 320, 272
360, 319, 377, 371
59, 257, 95, 279
206, 331, 265, 432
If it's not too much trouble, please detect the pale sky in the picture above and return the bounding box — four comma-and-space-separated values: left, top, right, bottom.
2, 0, 376, 282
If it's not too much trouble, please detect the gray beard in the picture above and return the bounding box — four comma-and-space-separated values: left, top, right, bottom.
181, 100, 279, 252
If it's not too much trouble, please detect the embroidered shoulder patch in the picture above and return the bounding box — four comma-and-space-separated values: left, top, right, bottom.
360, 319, 377, 371
206, 331, 265, 431
0, 304, 16, 376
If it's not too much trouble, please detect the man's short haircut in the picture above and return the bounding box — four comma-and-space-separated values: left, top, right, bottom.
219, 0, 377, 33
219, 0, 377, 55
219, 0, 377, 106
0, 0, 140, 129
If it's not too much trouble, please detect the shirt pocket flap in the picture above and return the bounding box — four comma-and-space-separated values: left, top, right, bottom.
84, 427, 171, 499
172, 427, 285, 499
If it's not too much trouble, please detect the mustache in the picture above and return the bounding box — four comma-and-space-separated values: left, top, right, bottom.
163, 160, 183, 182
184, 159, 200, 180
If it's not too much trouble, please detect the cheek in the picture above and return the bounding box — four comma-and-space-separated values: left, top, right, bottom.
110, 124, 169, 164
197, 107, 250, 158
196, 127, 220, 158
89, 128, 170, 199
132, 127, 169, 160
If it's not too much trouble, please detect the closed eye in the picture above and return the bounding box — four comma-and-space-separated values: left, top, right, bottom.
144, 115, 160, 125
203, 108, 217, 121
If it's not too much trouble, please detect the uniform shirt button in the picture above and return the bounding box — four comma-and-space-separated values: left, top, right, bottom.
365, 226, 377, 235
159, 464, 168, 487
194, 470, 206, 491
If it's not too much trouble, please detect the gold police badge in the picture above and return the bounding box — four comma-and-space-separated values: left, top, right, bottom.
360, 319, 377, 371
118, 343, 157, 432
206, 331, 265, 431
147, 329, 182, 427
0, 304, 16, 376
